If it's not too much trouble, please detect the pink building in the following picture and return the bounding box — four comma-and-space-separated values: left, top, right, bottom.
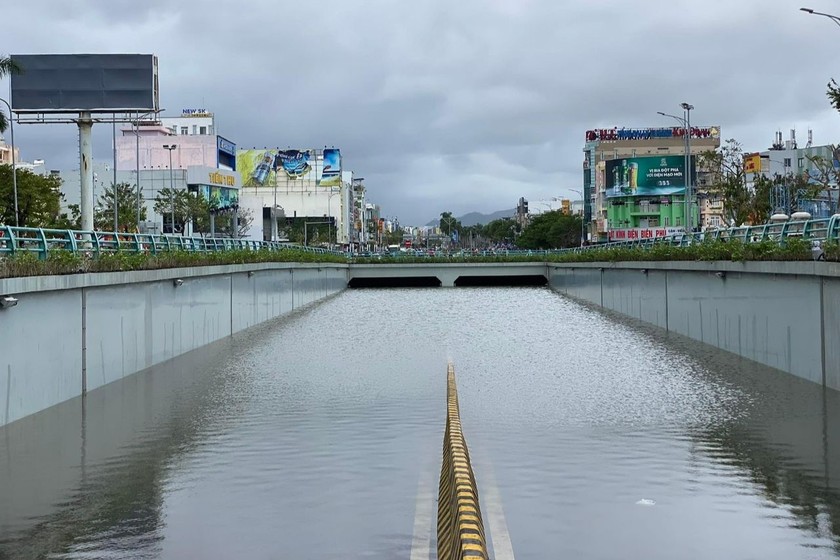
116, 123, 236, 172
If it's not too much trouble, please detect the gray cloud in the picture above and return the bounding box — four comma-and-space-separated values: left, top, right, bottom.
3, 0, 840, 223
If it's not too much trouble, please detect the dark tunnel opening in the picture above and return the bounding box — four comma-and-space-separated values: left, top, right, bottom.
454, 275, 548, 287
348, 277, 442, 288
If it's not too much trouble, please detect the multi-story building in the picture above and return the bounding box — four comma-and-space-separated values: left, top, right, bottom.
234, 148, 350, 245
108, 112, 241, 235
582, 125, 721, 242
160, 108, 216, 137
0, 136, 20, 166
746, 130, 839, 218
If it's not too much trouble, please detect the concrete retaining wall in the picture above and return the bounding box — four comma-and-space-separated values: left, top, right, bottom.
0, 263, 348, 426
549, 261, 840, 389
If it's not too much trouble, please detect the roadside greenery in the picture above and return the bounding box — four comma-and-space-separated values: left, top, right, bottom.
1, 239, 835, 279
0, 248, 346, 279
355, 239, 834, 264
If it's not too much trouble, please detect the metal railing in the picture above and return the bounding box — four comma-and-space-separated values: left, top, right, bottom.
0, 226, 342, 259
353, 216, 840, 259
558, 216, 840, 255
437, 363, 488, 560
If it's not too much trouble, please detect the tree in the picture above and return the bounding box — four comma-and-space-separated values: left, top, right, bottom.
235, 207, 254, 237
516, 211, 581, 249
804, 152, 838, 215
700, 139, 765, 226
0, 165, 64, 227
484, 218, 518, 243
0, 56, 23, 133
828, 79, 840, 115
184, 191, 211, 234
94, 182, 147, 231
750, 174, 773, 224
439, 211, 462, 238
153, 188, 192, 234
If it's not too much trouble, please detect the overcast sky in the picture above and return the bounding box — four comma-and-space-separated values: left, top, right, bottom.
3, 0, 840, 224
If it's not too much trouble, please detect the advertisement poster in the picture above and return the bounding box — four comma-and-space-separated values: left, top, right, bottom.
274, 150, 311, 179
320, 148, 341, 187
191, 185, 239, 210
605, 156, 695, 198
237, 149, 340, 189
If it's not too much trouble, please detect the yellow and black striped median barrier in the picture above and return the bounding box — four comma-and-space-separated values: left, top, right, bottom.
437, 363, 489, 560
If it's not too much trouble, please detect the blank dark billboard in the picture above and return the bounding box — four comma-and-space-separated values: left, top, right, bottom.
10, 54, 159, 113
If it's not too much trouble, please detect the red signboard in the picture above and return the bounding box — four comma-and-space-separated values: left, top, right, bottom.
608, 227, 682, 241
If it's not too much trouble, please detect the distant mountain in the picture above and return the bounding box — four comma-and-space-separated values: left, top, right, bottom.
425, 208, 515, 227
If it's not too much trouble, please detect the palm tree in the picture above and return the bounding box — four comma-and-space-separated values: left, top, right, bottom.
0, 56, 22, 133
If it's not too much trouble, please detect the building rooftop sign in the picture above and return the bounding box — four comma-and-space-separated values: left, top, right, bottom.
181, 108, 213, 117
186, 166, 240, 188
586, 127, 720, 142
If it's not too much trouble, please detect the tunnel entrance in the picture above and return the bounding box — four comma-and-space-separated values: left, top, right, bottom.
454, 275, 548, 287
348, 276, 442, 288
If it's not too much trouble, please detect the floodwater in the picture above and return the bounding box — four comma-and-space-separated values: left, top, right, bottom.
2, 287, 840, 559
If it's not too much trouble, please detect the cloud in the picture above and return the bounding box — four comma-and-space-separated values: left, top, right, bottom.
3, 0, 840, 223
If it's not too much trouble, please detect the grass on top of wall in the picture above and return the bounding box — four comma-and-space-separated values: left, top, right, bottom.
354, 239, 838, 264
0, 248, 347, 279
1, 239, 836, 279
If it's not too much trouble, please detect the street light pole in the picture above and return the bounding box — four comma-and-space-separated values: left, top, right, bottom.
113, 114, 118, 231
0, 98, 19, 227
800, 7, 840, 28
163, 144, 177, 234
326, 188, 339, 249
569, 189, 585, 247
681, 102, 694, 233
657, 108, 693, 235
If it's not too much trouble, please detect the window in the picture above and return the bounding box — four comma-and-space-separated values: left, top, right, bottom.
784, 157, 792, 167
664, 217, 670, 227
180, 126, 188, 135
199, 126, 207, 135
798, 157, 804, 168
648, 218, 659, 227
192, 125, 197, 134
675, 217, 681, 227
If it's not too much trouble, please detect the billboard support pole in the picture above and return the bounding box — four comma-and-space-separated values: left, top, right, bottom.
78, 112, 94, 232
135, 115, 141, 231
0, 98, 19, 226
113, 114, 118, 231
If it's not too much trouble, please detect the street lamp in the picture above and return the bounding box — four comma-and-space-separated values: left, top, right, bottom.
163, 144, 177, 234
800, 7, 840, 28
657, 105, 694, 235
568, 189, 586, 247
0, 98, 19, 227
131, 110, 157, 232
326, 188, 340, 249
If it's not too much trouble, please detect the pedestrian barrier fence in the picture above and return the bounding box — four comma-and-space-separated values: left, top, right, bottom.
438, 363, 488, 560
0, 226, 342, 259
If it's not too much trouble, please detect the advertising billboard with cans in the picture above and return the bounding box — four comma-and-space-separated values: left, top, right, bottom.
236, 148, 341, 189
605, 155, 695, 198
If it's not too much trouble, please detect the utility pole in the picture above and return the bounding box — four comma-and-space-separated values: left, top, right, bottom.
163, 144, 177, 234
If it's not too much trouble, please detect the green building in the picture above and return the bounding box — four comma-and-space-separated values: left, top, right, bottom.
604, 155, 697, 241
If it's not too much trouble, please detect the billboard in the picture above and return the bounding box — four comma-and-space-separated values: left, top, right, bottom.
188, 184, 239, 210
321, 148, 341, 187
609, 227, 684, 241
237, 148, 341, 189
10, 54, 159, 113
185, 166, 240, 188
744, 153, 761, 173
586, 126, 720, 142
605, 156, 695, 198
